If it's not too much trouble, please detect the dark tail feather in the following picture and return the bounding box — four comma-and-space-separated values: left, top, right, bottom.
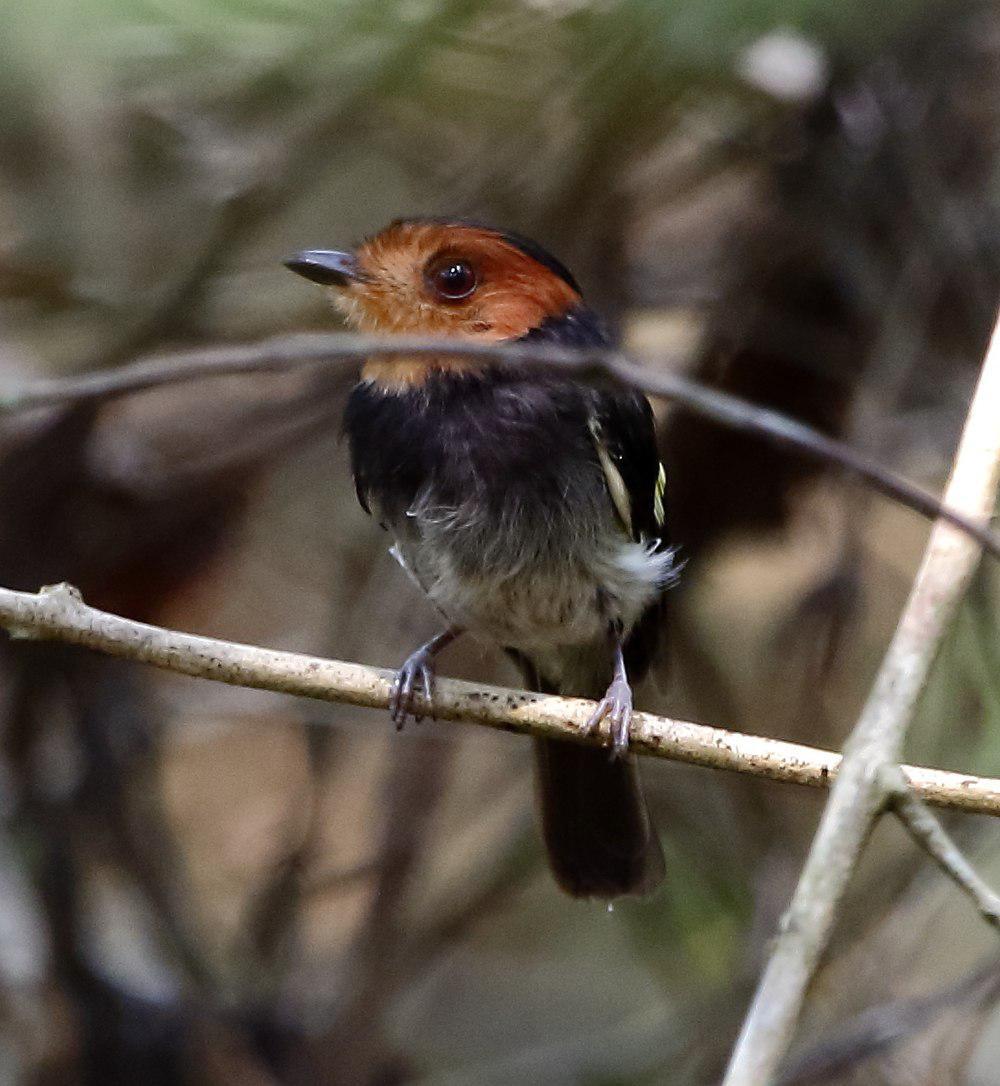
534, 738, 665, 898
508, 649, 665, 898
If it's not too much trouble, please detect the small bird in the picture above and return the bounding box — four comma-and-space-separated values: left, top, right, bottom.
286, 218, 675, 897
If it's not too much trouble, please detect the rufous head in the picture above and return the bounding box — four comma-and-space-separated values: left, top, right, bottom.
286, 218, 582, 339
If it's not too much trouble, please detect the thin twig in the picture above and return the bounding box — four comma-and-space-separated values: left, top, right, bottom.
777, 955, 1000, 1085
2, 333, 998, 557
722, 307, 1000, 1086
884, 765, 1000, 930
1, 581, 999, 815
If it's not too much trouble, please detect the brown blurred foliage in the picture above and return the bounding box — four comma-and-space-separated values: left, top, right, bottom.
1, 1, 999, 1083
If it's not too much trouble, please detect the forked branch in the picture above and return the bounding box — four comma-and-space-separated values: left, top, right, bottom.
723, 307, 1000, 1086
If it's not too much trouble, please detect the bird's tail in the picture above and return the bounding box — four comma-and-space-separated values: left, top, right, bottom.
511, 652, 665, 898
534, 737, 665, 898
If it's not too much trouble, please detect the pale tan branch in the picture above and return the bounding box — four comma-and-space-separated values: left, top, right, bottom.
884, 766, 1000, 931
2, 333, 998, 558
723, 307, 1000, 1086
1, 581, 999, 816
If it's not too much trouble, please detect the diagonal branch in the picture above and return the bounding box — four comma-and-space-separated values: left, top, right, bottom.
722, 306, 1000, 1086
2, 333, 999, 558
885, 766, 1000, 931
1, 581, 1000, 816
777, 955, 1000, 1085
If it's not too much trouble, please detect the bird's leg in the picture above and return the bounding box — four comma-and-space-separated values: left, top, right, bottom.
390, 626, 463, 729
584, 624, 633, 758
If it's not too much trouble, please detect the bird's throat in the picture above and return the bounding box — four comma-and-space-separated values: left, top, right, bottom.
360, 353, 490, 389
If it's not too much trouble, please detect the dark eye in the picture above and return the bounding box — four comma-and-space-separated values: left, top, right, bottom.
426, 257, 477, 301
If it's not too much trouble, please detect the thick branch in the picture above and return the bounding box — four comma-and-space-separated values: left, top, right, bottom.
2, 333, 999, 558
723, 308, 1000, 1086
1, 582, 1000, 816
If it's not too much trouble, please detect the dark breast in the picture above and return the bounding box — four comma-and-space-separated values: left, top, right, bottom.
343, 366, 605, 530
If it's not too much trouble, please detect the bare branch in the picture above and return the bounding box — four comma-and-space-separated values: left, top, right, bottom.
885, 766, 1000, 930
2, 333, 999, 558
1, 581, 1000, 816
777, 956, 1000, 1085
723, 307, 1000, 1086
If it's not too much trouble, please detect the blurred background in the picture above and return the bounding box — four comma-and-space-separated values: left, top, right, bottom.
1, 0, 1000, 1082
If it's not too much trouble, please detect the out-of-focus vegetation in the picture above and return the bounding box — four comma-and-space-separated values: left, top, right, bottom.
1, 1, 999, 1083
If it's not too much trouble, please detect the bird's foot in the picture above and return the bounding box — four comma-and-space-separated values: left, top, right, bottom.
389, 646, 436, 729
584, 676, 634, 758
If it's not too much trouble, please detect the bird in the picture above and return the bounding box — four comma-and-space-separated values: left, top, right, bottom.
285, 218, 675, 897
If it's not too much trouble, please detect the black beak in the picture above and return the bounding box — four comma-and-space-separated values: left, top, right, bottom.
283, 249, 362, 287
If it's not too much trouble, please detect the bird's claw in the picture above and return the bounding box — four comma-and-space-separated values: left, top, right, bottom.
584, 677, 634, 758
389, 647, 436, 729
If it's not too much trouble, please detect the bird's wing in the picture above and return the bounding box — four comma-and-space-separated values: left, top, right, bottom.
588, 388, 667, 547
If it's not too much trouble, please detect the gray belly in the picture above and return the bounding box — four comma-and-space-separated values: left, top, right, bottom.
389, 489, 674, 659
